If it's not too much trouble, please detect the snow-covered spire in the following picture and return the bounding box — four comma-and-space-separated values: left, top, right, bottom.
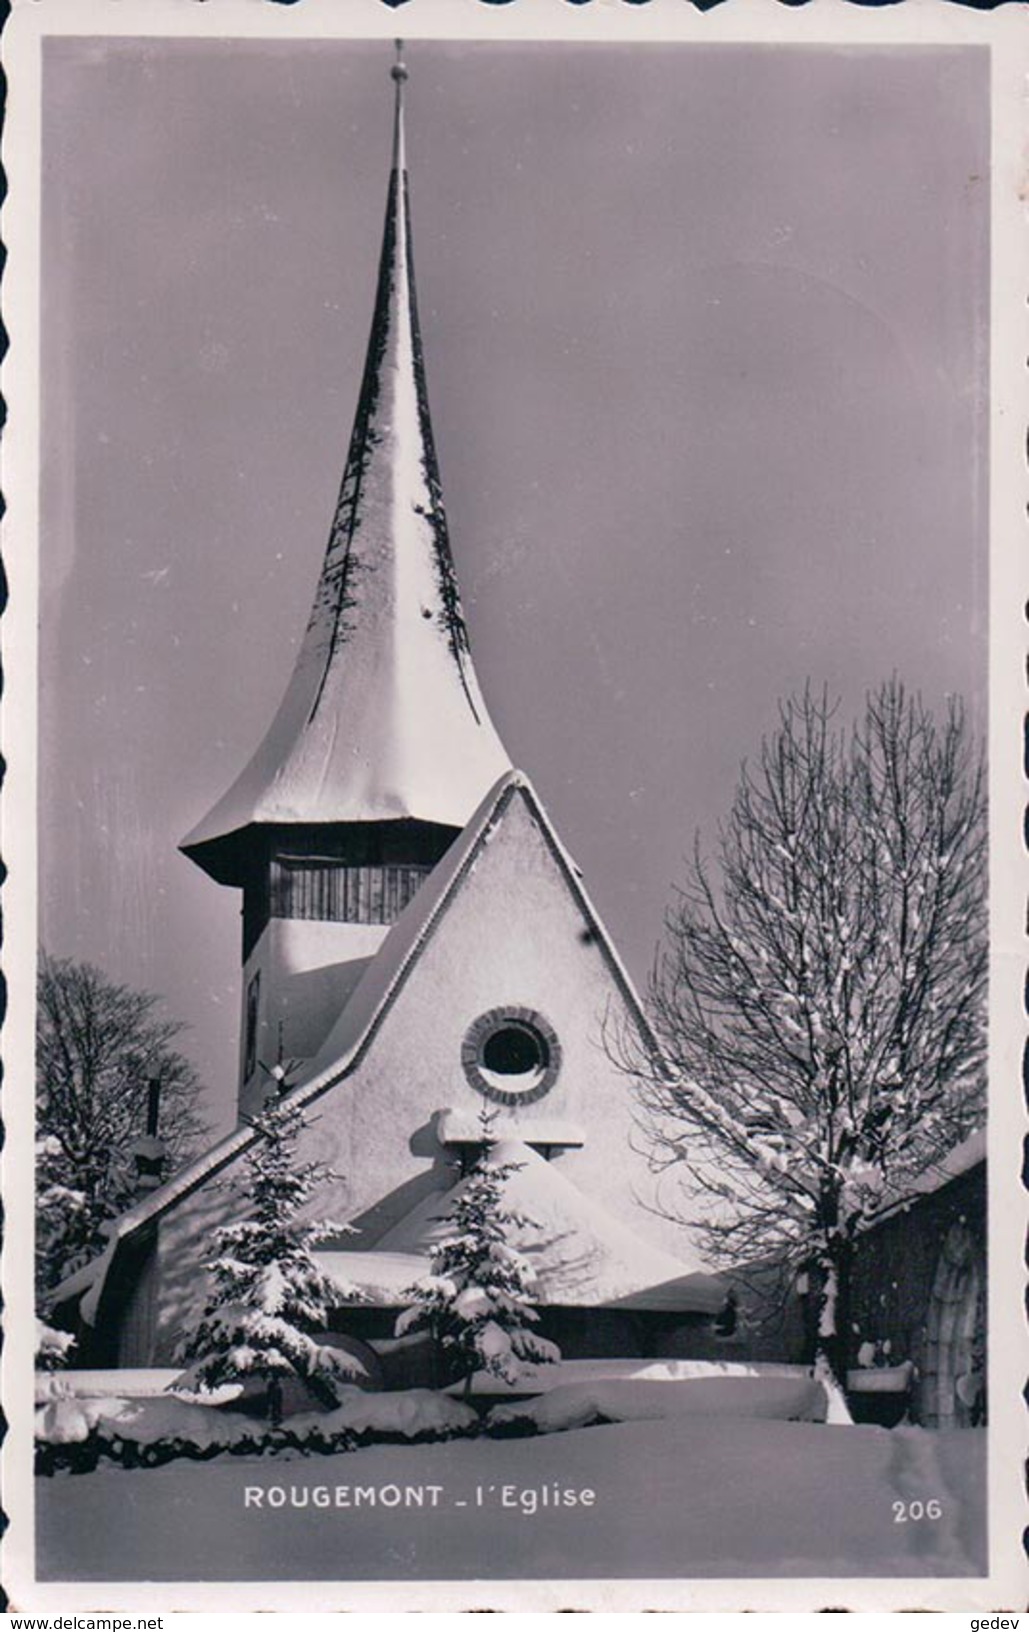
391, 38, 407, 175
182, 44, 510, 886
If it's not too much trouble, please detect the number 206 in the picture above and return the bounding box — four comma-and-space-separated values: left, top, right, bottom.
893, 1499, 943, 1523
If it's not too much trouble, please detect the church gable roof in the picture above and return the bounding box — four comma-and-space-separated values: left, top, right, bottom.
300, 768, 662, 1086
53, 769, 662, 1309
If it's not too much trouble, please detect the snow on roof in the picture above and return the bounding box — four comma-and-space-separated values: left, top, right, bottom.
910, 1126, 986, 1188
48, 1245, 115, 1326
866, 1127, 986, 1227
374, 1139, 724, 1313
181, 67, 508, 886
52, 774, 664, 1318
313, 1249, 430, 1305
435, 1108, 585, 1148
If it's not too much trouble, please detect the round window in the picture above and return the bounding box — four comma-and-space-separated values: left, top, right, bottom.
462, 1007, 561, 1106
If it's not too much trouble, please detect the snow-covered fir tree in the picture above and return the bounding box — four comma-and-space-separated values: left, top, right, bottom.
173, 1092, 360, 1423
396, 1112, 560, 1398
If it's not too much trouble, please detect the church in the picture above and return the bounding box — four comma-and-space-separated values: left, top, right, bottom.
52, 53, 724, 1377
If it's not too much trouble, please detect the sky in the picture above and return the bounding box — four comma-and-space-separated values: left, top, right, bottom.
38, 38, 989, 1138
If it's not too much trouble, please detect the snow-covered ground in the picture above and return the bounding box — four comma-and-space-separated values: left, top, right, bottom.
37, 1418, 986, 1581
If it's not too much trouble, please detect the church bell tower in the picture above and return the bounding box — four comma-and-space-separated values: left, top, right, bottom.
181, 50, 510, 1119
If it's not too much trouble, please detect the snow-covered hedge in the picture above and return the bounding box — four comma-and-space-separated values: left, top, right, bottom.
35, 1388, 478, 1475
486, 1374, 829, 1436
449, 1356, 813, 1398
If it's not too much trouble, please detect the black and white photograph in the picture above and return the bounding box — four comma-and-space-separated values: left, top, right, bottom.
3, 0, 1025, 1614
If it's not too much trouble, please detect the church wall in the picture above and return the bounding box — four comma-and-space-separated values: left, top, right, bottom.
283, 791, 697, 1261
146, 1161, 248, 1364
238, 917, 386, 1118
848, 1164, 985, 1366
848, 1163, 986, 1426
113, 1244, 159, 1370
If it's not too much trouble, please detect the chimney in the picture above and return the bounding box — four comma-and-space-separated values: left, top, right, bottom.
146, 1077, 161, 1137
130, 1077, 168, 1192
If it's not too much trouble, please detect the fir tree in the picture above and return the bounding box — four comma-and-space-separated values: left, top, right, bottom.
396, 1115, 560, 1398
173, 1094, 359, 1423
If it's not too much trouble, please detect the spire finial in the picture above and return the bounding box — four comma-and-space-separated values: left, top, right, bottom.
390, 39, 407, 172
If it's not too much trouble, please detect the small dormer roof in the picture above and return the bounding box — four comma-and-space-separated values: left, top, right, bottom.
373, 1139, 723, 1310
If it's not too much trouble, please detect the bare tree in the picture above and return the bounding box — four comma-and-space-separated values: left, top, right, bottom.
630, 681, 986, 1381
36, 953, 209, 1293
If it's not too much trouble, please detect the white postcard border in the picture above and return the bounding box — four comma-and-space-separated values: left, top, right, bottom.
2, 0, 1025, 1612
